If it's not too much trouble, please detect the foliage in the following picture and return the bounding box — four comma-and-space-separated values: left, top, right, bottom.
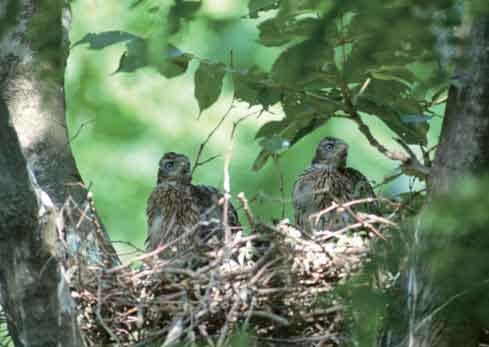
73, 0, 458, 171
419, 177, 489, 331
333, 176, 489, 345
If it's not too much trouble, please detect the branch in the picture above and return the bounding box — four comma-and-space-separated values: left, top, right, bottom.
347, 109, 430, 179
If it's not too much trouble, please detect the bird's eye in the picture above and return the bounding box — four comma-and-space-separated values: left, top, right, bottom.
164, 161, 174, 169
324, 143, 335, 151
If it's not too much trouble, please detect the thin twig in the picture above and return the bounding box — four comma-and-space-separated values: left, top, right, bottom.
192, 101, 235, 176
96, 273, 121, 345
237, 192, 255, 230
272, 154, 286, 219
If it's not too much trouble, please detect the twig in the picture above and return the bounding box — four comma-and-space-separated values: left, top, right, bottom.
272, 154, 286, 219
106, 223, 200, 273
96, 273, 121, 345
223, 109, 255, 243
191, 100, 235, 176
237, 192, 255, 230
67, 118, 95, 144
338, 76, 430, 179
342, 204, 386, 240
251, 310, 289, 326
217, 297, 240, 347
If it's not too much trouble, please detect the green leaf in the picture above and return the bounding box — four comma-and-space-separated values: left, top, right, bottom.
233, 68, 281, 108
168, 0, 202, 34
255, 120, 288, 139
115, 40, 190, 77
248, 0, 280, 18
72, 31, 139, 50
252, 149, 272, 171
252, 110, 332, 171
172, 0, 201, 18
258, 16, 321, 47
115, 37, 148, 73
257, 18, 290, 46
194, 62, 226, 114
357, 95, 428, 145
258, 134, 291, 153
368, 66, 417, 85
271, 37, 335, 86
400, 114, 433, 123
272, 41, 311, 84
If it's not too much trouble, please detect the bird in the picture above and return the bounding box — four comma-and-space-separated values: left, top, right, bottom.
292, 137, 376, 233
146, 152, 240, 255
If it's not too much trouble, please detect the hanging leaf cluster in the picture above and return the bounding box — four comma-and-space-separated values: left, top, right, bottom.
73, 0, 459, 170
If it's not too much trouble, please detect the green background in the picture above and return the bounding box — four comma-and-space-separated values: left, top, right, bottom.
66, 0, 443, 258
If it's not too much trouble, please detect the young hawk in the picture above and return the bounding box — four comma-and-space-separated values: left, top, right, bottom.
146, 152, 239, 254
292, 137, 375, 232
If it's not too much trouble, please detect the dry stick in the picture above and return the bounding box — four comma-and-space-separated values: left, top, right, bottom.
217, 298, 240, 347
272, 154, 287, 219
106, 223, 201, 273
236, 192, 255, 230
257, 333, 338, 344
96, 273, 121, 345
223, 110, 256, 243
310, 197, 390, 223
251, 310, 290, 326
342, 204, 386, 240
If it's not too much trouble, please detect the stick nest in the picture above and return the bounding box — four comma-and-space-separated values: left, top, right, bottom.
70, 218, 384, 347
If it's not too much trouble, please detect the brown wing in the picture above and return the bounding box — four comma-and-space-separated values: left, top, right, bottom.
293, 166, 340, 230
190, 184, 240, 243
343, 167, 377, 213
191, 184, 240, 226
293, 166, 374, 231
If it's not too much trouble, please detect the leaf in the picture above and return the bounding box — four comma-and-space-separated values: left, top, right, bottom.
400, 114, 433, 123
168, 0, 202, 34
252, 111, 332, 171
255, 120, 288, 139
272, 41, 311, 84
357, 95, 428, 145
248, 0, 280, 18
258, 16, 321, 47
252, 149, 272, 171
258, 134, 291, 153
194, 62, 226, 114
257, 18, 290, 46
72, 31, 139, 50
233, 67, 281, 108
271, 36, 335, 86
172, 0, 201, 18
115, 40, 190, 77
159, 45, 190, 78
115, 37, 148, 73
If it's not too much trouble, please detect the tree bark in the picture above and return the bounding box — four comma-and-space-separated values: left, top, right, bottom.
400, 16, 489, 347
0, 1, 120, 345
0, 96, 84, 346
429, 22, 489, 193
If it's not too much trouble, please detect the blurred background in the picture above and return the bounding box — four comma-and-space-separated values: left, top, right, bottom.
66, 0, 444, 256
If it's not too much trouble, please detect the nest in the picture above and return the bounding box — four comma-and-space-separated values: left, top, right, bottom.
69, 213, 391, 347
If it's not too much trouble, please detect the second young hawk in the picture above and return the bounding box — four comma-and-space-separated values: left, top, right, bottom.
292, 137, 375, 232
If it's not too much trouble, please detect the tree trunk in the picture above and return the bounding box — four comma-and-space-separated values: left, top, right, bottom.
0, 96, 84, 346
0, 1, 119, 345
401, 16, 489, 347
